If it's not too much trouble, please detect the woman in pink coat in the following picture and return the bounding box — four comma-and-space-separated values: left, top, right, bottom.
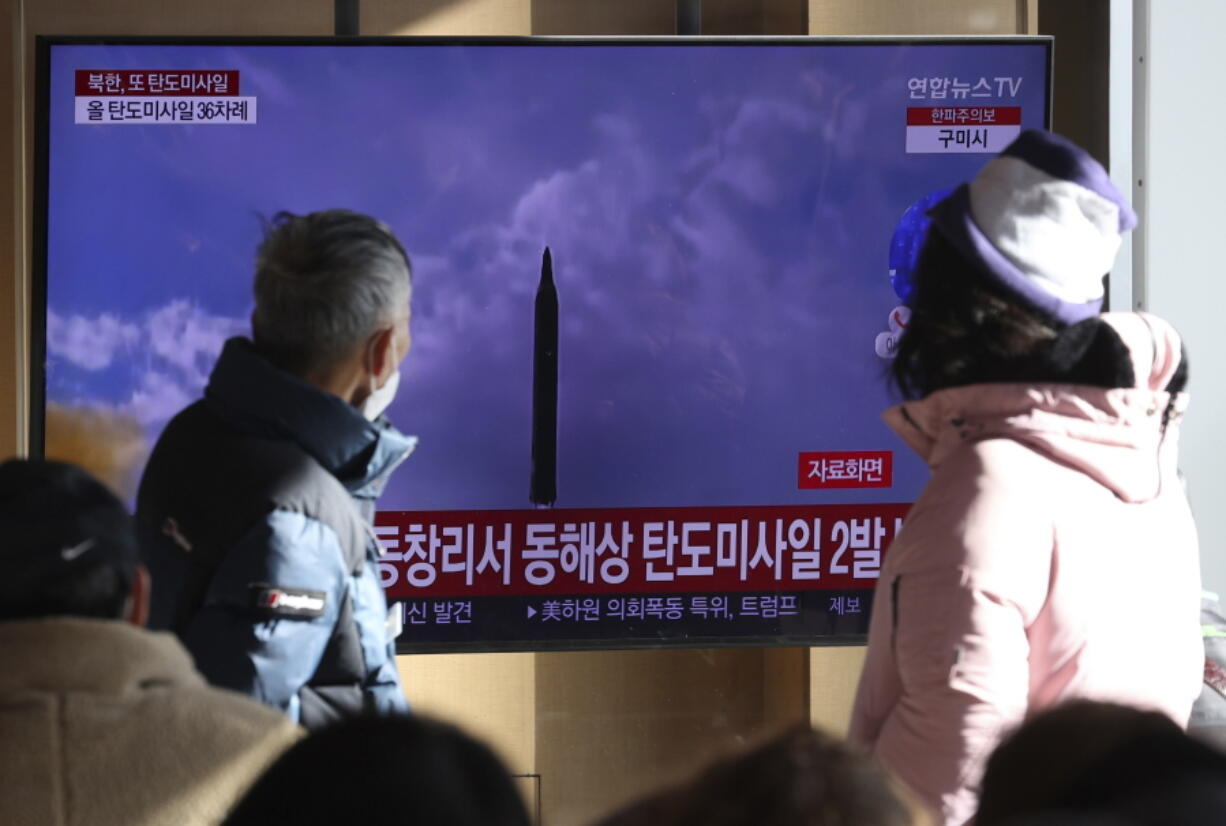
849, 130, 1203, 825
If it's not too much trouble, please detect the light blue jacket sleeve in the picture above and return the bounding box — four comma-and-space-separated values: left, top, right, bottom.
180, 509, 348, 722
351, 552, 409, 715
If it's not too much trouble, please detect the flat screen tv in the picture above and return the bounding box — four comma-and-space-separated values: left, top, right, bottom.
36, 36, 1052, 652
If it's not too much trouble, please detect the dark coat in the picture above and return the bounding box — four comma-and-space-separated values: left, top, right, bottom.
137, 338, 414, 729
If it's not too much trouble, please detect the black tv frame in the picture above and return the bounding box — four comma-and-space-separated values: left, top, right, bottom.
32, 35, 1053, 653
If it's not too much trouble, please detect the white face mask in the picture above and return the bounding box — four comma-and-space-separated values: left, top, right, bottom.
361, 336, 402, 422
362, 369, 400, 421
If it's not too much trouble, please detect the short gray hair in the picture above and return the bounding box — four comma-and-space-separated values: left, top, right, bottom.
252, 210, 412, 374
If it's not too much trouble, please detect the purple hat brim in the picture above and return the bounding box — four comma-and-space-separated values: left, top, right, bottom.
927, 185, 1105, 324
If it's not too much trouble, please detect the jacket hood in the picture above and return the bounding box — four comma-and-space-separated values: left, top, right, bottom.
205, 338, 416, 498
884, 313, 1187, 504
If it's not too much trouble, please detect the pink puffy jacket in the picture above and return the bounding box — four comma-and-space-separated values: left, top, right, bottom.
849, 313, 1203, 825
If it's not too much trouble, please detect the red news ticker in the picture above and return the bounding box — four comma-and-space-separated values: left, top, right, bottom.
74, 70, 239, 96
797, 450, 893, 490
375, 502, 910, 600
905, 106, 1022, 126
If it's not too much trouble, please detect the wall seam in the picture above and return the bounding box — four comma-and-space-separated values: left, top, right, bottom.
1131, 0, 1149, 311
12, 0, 25, 456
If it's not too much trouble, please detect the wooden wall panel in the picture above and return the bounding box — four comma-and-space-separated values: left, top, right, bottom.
808, 0, 1024, 35
535, 648, 773, 825
1, 0, 19, 460
534, 646, 813, 824
1039, 0, 1109, 164
362, 0, 530, 36
763, 0, 809, 34
534, 0, 806, 36
531, 0, 674, 35
399, 653, 537, 773
703, 0, 768, 34
704, 0, 808, 35
809, 645, 867, 736
22, 0, 332, 36
763, 646, 811, 731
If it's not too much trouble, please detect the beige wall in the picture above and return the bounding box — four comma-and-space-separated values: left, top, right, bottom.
532, 0, 807, 36
398, 652, 537, 772
537, 648, 758, 823
2, 1, 19, 461
809, 645, 867, 735
705, 0, 808, 35
364, 0, 530, 36
1039, 0, 1109, 163
532, 0, 674, 35
20, 0, 332, 35
809, 0, 1030, 35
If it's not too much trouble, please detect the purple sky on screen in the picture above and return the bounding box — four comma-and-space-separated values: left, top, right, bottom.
45, 42, 1050, 510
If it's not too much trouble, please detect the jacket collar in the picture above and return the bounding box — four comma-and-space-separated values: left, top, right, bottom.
0, 618, 203, 695
205, 338, 416, 497
883, 313, 1189, 504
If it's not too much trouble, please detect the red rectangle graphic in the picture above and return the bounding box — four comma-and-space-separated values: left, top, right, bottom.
74, 70, 239, 96
798, 451, 893, 490
906, 106, 1021, 126
375, 502, 910, 599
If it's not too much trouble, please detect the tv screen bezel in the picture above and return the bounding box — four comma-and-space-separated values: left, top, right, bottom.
32, 34, 1053, 653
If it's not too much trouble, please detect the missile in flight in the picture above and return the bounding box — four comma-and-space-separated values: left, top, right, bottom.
530, 247, 558, 508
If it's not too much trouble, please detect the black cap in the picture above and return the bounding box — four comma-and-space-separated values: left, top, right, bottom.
0, 459, 137, 616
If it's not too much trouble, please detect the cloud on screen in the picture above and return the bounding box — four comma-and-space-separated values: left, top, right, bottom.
388, 91, 867, 507
147, 300, 247, 386
47, 311, 140, 371
48, 77, 889, 509
48, 301, 245, 427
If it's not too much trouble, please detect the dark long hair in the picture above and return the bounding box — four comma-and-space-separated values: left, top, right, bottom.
890, 231, 1139, 400
224, 714, 530, 826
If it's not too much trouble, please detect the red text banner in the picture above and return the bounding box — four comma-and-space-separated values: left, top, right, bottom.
905, 106, 1022, 125
74, 70, 239, 96
375, 503, 911, 599
798, 450, 893, 490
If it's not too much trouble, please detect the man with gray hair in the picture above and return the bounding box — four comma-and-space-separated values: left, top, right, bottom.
137, 209, 414, 729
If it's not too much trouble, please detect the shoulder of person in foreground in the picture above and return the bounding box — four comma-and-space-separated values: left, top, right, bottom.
0, 455, 303, 826
977, 699, 1226, 826
138, 671, 305, 822
594, 724, 928, 826
224, 713, 529, 826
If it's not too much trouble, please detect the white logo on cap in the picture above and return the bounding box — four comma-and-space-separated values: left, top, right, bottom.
60, 538, 96, 561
